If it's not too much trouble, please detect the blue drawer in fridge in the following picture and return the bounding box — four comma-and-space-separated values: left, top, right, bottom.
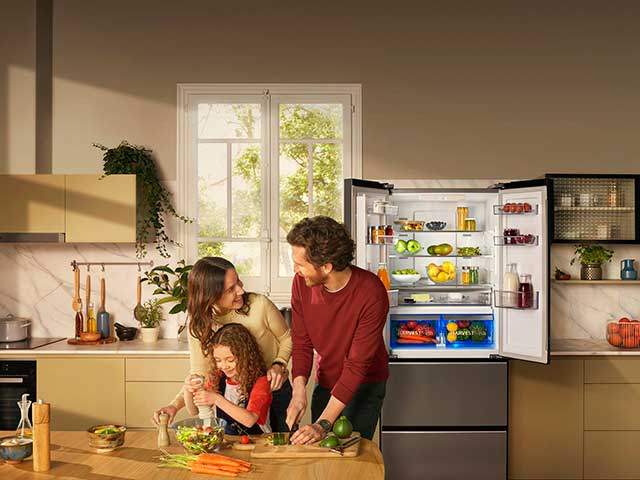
442, 313, 494, 348
389, 314, 439, 349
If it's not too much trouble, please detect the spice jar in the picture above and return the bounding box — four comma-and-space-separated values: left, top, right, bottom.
464, 218, 476, 231
461, 267, 470, 285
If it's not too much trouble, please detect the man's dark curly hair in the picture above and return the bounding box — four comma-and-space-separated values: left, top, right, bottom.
286, 216, 355, 271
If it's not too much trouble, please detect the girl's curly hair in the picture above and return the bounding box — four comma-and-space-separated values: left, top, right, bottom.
209, 323, 266, 400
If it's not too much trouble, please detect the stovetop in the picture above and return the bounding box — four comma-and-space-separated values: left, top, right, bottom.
0, 337, 65, 350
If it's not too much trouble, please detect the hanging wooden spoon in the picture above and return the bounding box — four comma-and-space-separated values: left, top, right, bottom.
72, 267, 82, 312
85, 268, 92, 318
133, 273, 144, 322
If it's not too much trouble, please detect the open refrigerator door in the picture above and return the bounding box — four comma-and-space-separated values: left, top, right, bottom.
496, 184, 549, 364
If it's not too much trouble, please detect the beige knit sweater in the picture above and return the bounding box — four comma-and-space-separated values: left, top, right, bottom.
171, 293, 292, 408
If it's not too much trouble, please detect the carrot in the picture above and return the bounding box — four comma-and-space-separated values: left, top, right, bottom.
189, 463, 238, 476
197, 453, 251, 468
217, 465, 250, 473
397, 335, 430, 342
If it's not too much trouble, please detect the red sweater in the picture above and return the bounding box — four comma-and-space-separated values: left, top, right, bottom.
291, 266, 389, 405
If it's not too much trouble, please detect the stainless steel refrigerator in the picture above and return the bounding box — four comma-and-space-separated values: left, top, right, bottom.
344, 179, 550, 480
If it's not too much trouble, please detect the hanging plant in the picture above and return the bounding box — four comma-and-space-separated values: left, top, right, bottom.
93, 140, 192, 258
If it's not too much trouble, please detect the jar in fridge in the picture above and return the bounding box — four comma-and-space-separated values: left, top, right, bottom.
456, 206, 468, 231
518, 274, 534, 308
461, 267, 470, 285
469, 266, 479, 284
464, 218, 476, 231
368, 226, 376, 244
376, 226, 386, 244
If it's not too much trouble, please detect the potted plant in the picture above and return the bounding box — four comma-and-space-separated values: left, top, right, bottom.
94, 141, 192, 258
138, 298, 165, 343
142, 260, 192, 342
570, 244, 614, 280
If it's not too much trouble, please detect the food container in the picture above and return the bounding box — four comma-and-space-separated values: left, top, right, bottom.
607, 320, 640, 349
87, 425, 126, 452
391, 319, 437, 348
464, 218, 476, 231
425, 221, 447, 231
390, 273, 421, 285
401, 220, 425, 231
426, 262, 456, 284
171, 418, 226, 454
0, 314, 31, 342
0, 436, 33, 464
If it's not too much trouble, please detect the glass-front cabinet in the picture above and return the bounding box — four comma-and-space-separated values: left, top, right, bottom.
547, 174, 640, 243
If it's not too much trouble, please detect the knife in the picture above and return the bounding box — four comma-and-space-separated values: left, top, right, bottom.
329, 436, 361, 455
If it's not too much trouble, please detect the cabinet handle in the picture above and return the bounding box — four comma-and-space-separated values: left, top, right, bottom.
0, 377, 24, 383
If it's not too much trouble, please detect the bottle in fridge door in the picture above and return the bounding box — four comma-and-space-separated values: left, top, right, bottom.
503, 263, 520, 307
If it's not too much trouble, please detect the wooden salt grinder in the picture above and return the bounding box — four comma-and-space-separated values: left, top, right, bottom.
33, 400, 51, 472
157, 412, 170, 448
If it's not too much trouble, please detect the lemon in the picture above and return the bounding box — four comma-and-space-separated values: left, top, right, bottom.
436, 271, 449, 282
446, 322, 458, 332
447, 332, 458, 342
442, 262, 455, 273
428, 266, 440, 278
448, 271, 456, 280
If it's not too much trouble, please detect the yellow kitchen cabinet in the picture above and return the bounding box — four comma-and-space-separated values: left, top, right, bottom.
585, 383, 640, 430
584, 431, 640, 479
509, 358, 583, 480
65, 174, 136, 242
585, 356, 640, 383
37, 358, 125, 430
126, 358, 190, 382
126, 382, 191, 428
0, 175, 65, 233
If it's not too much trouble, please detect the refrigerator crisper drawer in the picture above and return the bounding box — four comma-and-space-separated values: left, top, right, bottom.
389, 313, 494, 351
382, 431, 506, 480
382, 362, 507, 426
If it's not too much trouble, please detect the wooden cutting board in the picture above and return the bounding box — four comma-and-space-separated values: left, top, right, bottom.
250, 432, 361, 458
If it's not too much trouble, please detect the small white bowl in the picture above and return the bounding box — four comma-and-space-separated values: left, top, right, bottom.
391, 274, 421, 285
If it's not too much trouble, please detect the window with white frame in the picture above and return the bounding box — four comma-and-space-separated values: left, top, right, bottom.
177, 85, 361, 300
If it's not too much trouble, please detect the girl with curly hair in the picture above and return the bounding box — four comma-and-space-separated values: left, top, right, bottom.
184, 323, 273, 434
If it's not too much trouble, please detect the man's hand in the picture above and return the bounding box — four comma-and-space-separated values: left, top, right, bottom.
267, 364, 287, 391
192, 390, 220, 407
151, 404, 178, 426
285, 390, 307, 430
289, 423, 326, 445
184, 374, 204, 394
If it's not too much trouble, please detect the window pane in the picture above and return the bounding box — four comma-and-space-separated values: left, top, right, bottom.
232, 143, 262, 238
312, 143, 343, 221
279, 241, 294, 277
198, 104, 261, 139
198, 143, 227, 237
198, 241, 261, 276
279, 104, 343, 139
279, 143, 309, 238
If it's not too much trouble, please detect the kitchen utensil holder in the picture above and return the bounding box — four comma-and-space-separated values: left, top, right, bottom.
70, 260, 154, 272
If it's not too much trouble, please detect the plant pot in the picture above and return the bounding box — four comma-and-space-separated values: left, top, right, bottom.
580, 263, 603, 280
140, 326, 159, 343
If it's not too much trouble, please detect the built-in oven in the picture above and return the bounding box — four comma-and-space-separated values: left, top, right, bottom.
0, 360, 36, 430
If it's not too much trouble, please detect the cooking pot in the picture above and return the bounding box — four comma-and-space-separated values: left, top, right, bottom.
0, 314, 31, 342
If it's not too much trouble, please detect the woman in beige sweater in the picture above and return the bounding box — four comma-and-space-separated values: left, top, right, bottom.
152, 257, 292, 432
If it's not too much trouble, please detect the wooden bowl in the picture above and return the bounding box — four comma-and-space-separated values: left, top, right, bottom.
80, 331, 102, 342
87, 425, 126, 452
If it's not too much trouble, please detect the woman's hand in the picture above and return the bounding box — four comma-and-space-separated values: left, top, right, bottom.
267, 363, 288, 391
151, 404, 178, 426
289, 423, 326, 445
192, 389, 220, 407
184, 374, 204, 394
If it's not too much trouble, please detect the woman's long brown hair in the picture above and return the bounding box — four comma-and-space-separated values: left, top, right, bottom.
211, 323, 267, 399
188, 257, 251, 359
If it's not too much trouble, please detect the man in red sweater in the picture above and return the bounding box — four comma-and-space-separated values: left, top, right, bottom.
285, 216, 389, 445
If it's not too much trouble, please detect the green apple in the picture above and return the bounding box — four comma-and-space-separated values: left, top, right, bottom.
394, 239, 407, 253
406, 239, 421, 254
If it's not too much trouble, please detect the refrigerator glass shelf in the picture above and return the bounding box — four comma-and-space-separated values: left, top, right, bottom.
494, 235, 539, 246
493, 290, 539, 310
392, 283, 492, 291
493, 204, 538, 215
398, 230, 485, 235
389, 254, 493, 259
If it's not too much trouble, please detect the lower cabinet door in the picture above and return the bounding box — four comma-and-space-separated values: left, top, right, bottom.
126, 382, 191, 428
382, 431, 506, 480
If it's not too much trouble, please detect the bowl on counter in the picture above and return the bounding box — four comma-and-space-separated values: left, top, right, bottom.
80, 331, 101, 342
0, 436, 33, 464
171, 417, 226, 454
390, 273, 421, 285
114, 323, 137, 341
425, 221, 447, 231
87, 425, 126, 452
607, 319, 640, 349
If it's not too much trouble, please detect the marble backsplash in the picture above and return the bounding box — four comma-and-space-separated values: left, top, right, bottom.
551, 244, 640, 339
0, 243, 184, 339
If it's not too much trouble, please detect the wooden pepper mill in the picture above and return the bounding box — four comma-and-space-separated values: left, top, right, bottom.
157, 412, 170, 448
32, 399, 51, 472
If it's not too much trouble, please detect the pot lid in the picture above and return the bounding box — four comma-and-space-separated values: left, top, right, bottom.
0, 314, 31, 323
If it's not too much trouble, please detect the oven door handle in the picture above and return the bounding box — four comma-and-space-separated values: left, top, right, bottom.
0, 377, 24, 383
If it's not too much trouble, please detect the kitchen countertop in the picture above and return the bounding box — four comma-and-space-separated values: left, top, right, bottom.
0, 431, 384, 479
0, 338, 189, 356
551, 338, 640, 355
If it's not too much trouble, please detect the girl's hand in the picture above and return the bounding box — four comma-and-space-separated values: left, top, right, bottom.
184, 374, 204, 394
267, 363, 288, 391
193, 389, 220, 407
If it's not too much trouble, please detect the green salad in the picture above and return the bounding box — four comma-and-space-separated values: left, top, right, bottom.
176, 425, 224, 453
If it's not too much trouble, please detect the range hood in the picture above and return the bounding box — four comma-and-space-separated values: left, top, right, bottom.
0, 233, 65, 243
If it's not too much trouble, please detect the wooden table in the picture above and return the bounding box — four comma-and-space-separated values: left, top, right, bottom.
0, 431, 384, 479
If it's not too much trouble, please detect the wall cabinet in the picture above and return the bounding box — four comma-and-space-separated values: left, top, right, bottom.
65, 175, 136, 243
0, 175, 65, 233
